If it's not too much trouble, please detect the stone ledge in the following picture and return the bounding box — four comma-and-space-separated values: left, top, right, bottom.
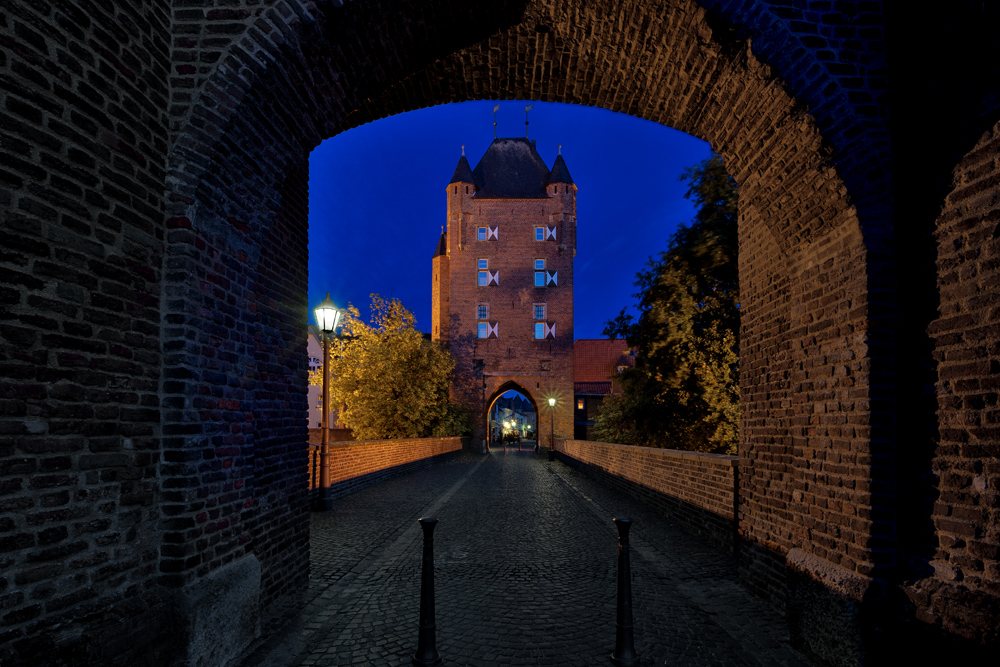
176, 554, 261, 667
786, 548, 882, 603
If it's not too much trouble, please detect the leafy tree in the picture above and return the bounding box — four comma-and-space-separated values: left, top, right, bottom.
595, 154, 739, 454
327, 295, 471, 440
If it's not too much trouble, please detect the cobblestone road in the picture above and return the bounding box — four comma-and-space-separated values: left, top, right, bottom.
244, 450, 814, 667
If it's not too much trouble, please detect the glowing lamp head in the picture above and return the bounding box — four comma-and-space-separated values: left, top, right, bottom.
548, 397, 556, 408
314, 293, 342, 334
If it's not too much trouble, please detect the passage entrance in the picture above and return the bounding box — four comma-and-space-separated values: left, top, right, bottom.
487, 388, 538, 450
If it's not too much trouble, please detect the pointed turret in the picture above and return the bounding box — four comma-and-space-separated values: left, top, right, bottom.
548, 153, 574, 185
432, 229, 447, 258
449, 154, 474, 185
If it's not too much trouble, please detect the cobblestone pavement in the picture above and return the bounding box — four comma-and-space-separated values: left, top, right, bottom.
244, 451, 815, 667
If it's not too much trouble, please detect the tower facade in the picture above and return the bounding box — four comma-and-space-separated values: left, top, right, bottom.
432, 138, 576, 446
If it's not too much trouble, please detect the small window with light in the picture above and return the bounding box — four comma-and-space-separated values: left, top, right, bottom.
478, 258, 488, 286
534, 259, 545, 287
577, 398, 585, 410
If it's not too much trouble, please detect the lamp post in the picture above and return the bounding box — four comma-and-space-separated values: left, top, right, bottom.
314, 293, 342, 512
548, 397, 556, 461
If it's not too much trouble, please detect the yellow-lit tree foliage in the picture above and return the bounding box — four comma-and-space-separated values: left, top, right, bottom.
328, 295, 470, 440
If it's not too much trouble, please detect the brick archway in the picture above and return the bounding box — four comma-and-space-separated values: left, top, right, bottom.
4, 2, 999, 665
160, 1, 893, 663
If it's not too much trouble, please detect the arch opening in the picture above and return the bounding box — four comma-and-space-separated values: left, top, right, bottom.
485, 384, 540, 451
157, 0, 919, 661
163, 0, 875, 616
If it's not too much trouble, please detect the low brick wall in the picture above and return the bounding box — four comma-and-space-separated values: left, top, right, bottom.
308, 436, 466, 501
555, 439, 738, 549
308, 427, 355, 444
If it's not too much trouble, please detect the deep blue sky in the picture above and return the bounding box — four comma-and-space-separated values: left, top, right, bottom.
308, 100, 711, 340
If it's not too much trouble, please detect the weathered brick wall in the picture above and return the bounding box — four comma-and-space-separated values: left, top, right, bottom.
306, 437, 465, 499
556, 439, 737, 548
0, 3, 174, 665
247, 167, 311, 616
916, 119, 1000, 645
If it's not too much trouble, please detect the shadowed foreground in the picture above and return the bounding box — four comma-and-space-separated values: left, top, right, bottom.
244, 451, 813, 666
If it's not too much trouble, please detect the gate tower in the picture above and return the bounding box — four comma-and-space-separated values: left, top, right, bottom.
432, 138, 576, 447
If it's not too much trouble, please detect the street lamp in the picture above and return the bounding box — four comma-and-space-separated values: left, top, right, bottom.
547, 397, 556, 461
314, 293, 341, 511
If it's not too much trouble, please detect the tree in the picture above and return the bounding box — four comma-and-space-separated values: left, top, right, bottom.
594, 154, 739, 454
327, 295, 471, 440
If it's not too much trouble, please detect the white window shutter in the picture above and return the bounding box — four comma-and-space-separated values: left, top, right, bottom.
546, 226, 557, 240
488, 226, 498, 240
488, 322, 499, 338
544, 323, 556, 339
547, 271, 558, 286
488, 270, 499, 285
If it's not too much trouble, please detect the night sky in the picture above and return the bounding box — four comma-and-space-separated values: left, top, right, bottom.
308, 100, 711, 340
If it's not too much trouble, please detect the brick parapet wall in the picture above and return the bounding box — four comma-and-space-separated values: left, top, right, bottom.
307, 427, 354, 445
555, 439, 737, 549
306, 437, 466, 499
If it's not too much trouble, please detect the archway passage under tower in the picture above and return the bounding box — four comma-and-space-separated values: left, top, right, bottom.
487, 385, 539, 451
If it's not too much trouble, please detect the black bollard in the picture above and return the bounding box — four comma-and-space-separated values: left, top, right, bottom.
611, 517, 640, 666
413, 517, 442, 666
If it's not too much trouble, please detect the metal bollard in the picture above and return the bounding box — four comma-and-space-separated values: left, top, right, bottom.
413, 517, 442, 666
611, 517, 640, 666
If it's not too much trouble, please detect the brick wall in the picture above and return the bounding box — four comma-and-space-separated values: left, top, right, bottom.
306, 437, 465, 500
0, 3, 175, 665
555, 439, 737, 549
915, 118, 1000, 646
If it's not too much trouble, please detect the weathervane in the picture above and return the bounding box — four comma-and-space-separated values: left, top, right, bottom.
524, 104, 533, 138
493, 105, 499, 138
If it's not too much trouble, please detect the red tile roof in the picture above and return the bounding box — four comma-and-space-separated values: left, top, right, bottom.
574, 339, 634, 386
574, 381, 613, 395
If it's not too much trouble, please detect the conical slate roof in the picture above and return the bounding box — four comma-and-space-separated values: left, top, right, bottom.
449, 154, 474, 184
548, 153, 574, 185
431, 230, 447, 258
471, 137, 551, 198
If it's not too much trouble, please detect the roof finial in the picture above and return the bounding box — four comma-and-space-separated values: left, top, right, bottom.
558, 144, 562, 155
441, 225, 444, 234
493, 105, 499, 139
524, 104, 533, 138
461, 145, 465, 156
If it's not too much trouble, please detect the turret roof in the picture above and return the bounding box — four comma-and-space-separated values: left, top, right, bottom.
548, 153, 574, 185
449, 154, 474, 184
431, 230, 447, 258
